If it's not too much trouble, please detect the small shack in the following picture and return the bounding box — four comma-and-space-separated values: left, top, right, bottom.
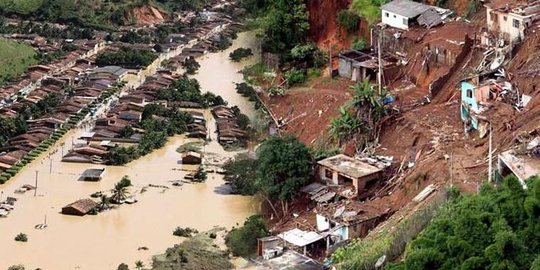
181, 151, 202, 165
61, 198, 98, 216
81, 168, 106, 181
338, 49, 399, 84
317, 154, 382, 198
277, 228, 325, 256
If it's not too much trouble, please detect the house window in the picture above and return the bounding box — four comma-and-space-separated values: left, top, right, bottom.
466, 89, 473, 98
393, 15, 396, 18
403, 18, 407, 25
385, 12, 389, 17
513, 19, 520, 28
490, 13, 497, 22
325, 169, 333, 179
503, 16, 507, 21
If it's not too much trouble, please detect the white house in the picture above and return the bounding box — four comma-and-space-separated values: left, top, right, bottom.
485, 1, 540, 42
381, 0, 451, 30
381, 0, 432, 30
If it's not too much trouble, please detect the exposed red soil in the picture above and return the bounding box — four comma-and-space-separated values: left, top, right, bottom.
130, 5, 167, 26
261, 77, 354, 146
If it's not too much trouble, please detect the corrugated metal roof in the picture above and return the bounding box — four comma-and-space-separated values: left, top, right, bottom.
381, 0, 432, 18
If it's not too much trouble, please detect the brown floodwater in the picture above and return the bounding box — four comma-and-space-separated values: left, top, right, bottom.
0, 32, 260, 270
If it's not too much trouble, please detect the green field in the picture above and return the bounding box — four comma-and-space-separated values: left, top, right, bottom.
0, 38, 37, 85
0, 0, 44, 14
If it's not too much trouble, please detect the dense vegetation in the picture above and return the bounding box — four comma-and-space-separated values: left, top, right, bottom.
0, 38, 37, 85
337, 9, 361, 33
156, 74, 226, 107
223, 136, 312, 218
225, 215, 269, 257
95, 47, 157, 68
385, 176, 540, 270
0, 0, 207, 29
106, 105, 192, 165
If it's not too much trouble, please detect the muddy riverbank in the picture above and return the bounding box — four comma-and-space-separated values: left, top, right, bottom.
0, 32, 261, 270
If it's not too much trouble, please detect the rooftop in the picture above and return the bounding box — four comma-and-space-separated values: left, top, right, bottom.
381, 0, 432, 18
318, 154, 382, 179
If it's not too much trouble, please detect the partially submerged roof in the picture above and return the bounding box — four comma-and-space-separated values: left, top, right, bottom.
277, 228, 324, 247
381, 0, 432, 18
499, 150, 540, 187
62, 198, 98, 214
82, 168, 105, 178
318, 154, 382, 179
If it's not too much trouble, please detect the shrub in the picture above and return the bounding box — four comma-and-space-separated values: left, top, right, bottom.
225, 215, 269, 257
0, 177, 7, 184
14, 233, 28, 242
229, 48, 253, 62
173, 227, 198, 237
7, 265, 25, 270
284, 68, 307, 86
209, 232, 217, 239
337, 10, 361, 33
352, 37, 367, 50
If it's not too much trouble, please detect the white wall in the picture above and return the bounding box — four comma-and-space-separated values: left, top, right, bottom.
486, 8, 529, 41
316, 214, 330, 231
382, 10, 409, 30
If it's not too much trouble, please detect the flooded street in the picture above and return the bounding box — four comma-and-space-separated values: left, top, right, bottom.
192, 32, 261, 118
0, 32, 260, 270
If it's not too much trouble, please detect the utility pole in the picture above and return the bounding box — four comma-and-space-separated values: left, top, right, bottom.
49, 158, 53, 174
328, 42, 332, 79
488, 122, 493, 182
34, 171, 38, 197
377, 27, 384, 95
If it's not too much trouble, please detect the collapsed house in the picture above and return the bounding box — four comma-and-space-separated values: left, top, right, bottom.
460, 70, 529, 136
498, 136, 540, 187
338, 49, 400, 84
485, 0, 540, 43
317, 154, 382, 199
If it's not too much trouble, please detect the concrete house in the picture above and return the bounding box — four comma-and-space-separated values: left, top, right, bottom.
485, 1, 540, 42
61, 198, 98, 216
317, 154, 382, 198
338, 49, 399, 83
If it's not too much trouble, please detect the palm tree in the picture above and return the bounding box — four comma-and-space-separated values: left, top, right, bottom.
111, 182, 129, 204
98, 195, 111, 211
134, 260, 144, 270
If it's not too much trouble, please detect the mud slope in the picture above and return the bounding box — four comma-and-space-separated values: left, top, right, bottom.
307, 0, 352, 46
129, 5, 167, 26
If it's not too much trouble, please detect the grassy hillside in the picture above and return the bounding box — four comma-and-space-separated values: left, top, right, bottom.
0, 0, 43, 15
0, 38, 36, 85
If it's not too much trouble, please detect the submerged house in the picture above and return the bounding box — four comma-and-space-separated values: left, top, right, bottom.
317, 154, 382, 199
61, 198, 98, 216
81, 168, 106, 181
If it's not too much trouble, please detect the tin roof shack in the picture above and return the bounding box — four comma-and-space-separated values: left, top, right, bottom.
381, 0, 451, 30
61, 198, 98, 216
181, 151, 202, 165
317, 154, 382, 199
81, 168, 106, 181
277, 228, 326, 256
485, 1, 540, 43
338, 49, 400, 84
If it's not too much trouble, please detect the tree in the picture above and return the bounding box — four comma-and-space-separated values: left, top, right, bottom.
182, 57, 200, 74
117, 263, 129, 270
98, 195, 111, 211
261, 0, 309, 54
134, 260, 144, 270
111, 177, 131, 203
255, 136, 312, 218
7, 265, 25, 270
351, 0, 386, 25
337, 9, 361, 33
14, 233, 28, 242
223, 154, 258, 195
225, 215, 269, 257
329, 107, 362, 145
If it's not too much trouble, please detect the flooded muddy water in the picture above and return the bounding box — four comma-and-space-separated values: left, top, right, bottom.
0, 32, 260, 270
